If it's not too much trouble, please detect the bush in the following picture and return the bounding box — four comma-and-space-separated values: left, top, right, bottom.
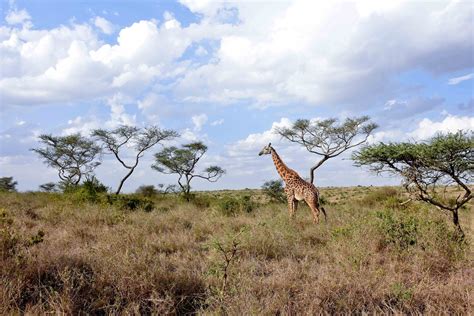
136, 185, 158, 197
107, 195, 155, 212
376, 209, 419, 250
261, 180, 285, 203
360, 187, 399, 207
67, 176, 109, 203
190, 195, 212, 209
216, 196, 256, 216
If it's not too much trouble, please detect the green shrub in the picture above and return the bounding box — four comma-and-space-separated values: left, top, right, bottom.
135, 185, 158, 197
391, 282, 413, 302
190, 195, 212, 209
0, 227, 20, 259
261, 180, 285, 203
361, 187, 399, 207
65, 176, 109, 203
217, 197, 240, 216
319, 195, 328, 205
240, 195, 255, 213
216, 196, 256, 216
107, 195, 155, 212
376, 209, 419, 250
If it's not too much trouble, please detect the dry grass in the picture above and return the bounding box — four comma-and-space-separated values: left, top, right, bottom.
1, 186, 473, 314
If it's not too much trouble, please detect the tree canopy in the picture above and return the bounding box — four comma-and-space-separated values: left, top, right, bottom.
92, 125, 178, 194
276, 116, 377, 184
31, 134, 101, 186
353, 131, 473, 237
39, 182, 57, 192
0, 177, 18, 192
152, 142, 225, 200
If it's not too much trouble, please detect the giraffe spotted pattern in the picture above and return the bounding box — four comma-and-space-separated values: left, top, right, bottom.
259, 143, 327, 223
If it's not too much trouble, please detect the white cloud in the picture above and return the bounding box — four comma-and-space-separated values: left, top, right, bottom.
0, 11, 230, 107
192, 113, 208, 131
180, 128, 200, 142
62, 116, 101, 136
227, 117, 292, 156
5, 9, 31, 26
2, 1, 472, 110
448, 73, 473, 85
408, 115, 474, 140
210, 119, 224, 126
176, 1, 473, 107
93, 16, 115, 34
61, 93, 136, 136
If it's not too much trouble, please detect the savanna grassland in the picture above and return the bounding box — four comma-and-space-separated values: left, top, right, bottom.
1, 186, 473, 314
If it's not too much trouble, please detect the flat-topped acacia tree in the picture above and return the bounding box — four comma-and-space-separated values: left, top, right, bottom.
276, 116, 378, 184
152, 141, 225, 201
92, 126, 178, 194
0, 177, 18, 192
353, 131, 473, 238
32, 134, 101, 187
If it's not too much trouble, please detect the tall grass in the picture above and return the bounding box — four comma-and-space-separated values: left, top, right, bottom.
0, 186, 472, 314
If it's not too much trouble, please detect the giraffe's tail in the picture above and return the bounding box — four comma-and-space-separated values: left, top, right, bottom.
320, 206, 327, 222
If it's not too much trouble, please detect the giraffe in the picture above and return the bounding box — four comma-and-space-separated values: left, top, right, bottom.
259, 143, 327, 223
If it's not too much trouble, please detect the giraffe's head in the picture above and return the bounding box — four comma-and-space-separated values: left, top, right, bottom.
258, 143, 273, 156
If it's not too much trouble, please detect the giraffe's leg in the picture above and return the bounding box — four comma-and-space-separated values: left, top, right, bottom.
287, 195, 296, 219
305, 196, 320, 224
293, 199, 299, 214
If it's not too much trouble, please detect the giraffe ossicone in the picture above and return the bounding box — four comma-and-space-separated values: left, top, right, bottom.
259, 143, 327, 223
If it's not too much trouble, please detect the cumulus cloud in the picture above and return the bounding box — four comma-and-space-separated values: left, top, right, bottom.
0, 11, 229, 107
176, 1, 473, 107
192, 114, 208, 131
408, 115, 474, 140
93, 16, 115, 34
227, 118, 292, 157
5, 8, 31, 26
2, 1, 472, 111
61, 93, 136, 136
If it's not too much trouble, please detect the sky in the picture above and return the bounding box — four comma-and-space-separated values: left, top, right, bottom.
0, 0, 473, 192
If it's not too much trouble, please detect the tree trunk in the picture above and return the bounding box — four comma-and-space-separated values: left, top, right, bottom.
185, 186, 191, 202
309, 155, 329, 184
452, 209, 465, 239
115, 167, 135, 195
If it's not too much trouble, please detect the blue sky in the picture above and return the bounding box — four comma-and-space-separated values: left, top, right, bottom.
0, 0, 473, 192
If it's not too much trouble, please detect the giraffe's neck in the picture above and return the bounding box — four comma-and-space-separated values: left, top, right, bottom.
271, 148, 292, 181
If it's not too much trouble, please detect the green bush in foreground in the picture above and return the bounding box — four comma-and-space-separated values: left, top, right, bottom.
216, 195, 256, 216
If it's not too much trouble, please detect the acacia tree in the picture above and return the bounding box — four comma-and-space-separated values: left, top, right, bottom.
152, 142, 225, 201
353, 131, 473, 238
32, 134, 101, 187
0, 177, 18, 192
92, 126, 178, 194
276, 116, 378, 184
39, 182, 57, 192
